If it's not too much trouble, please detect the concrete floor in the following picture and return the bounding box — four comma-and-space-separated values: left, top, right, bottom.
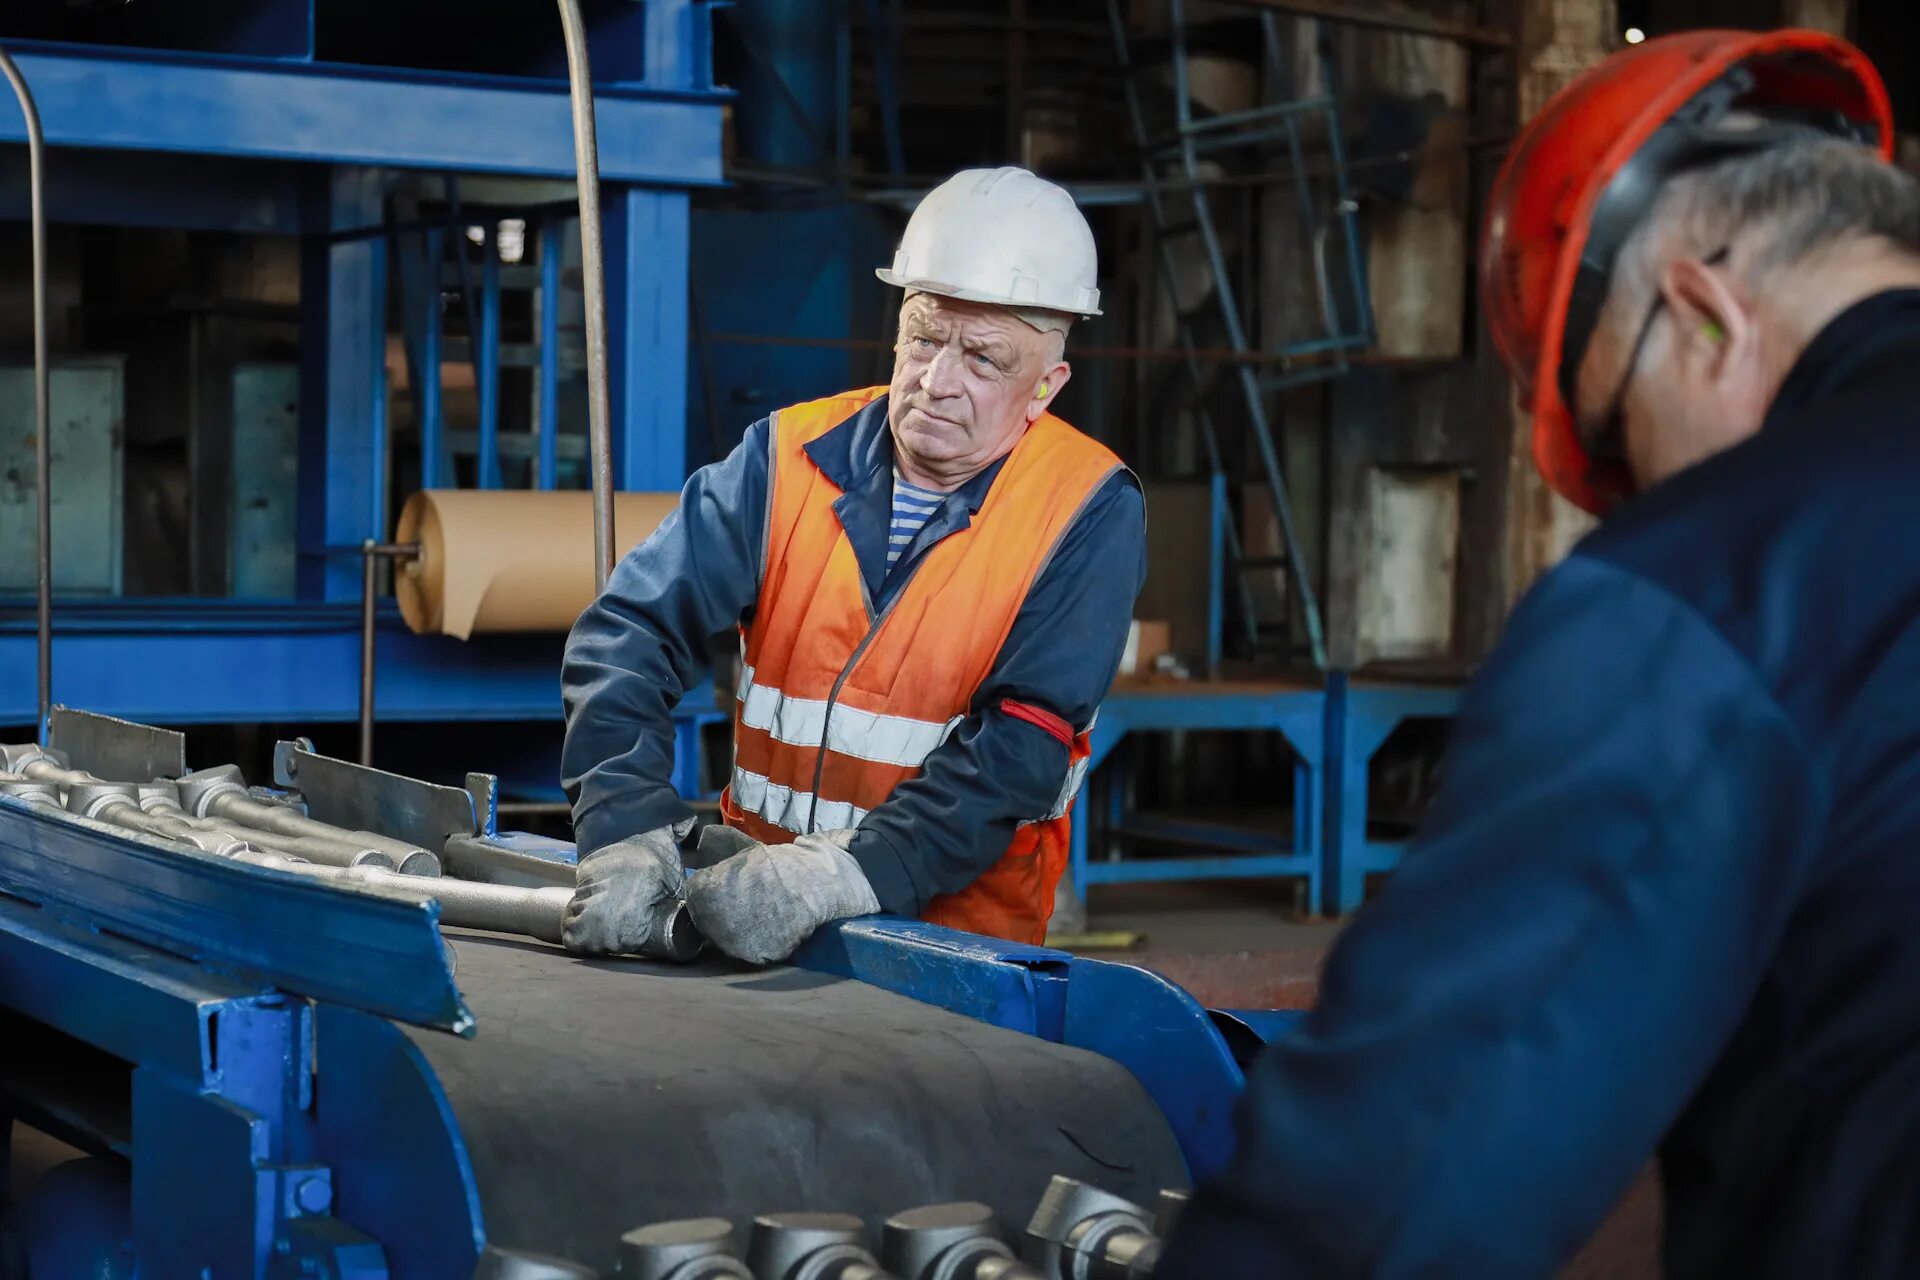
1072, 879, 1663, 1280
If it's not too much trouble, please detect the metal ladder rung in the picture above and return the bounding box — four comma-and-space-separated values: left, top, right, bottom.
1256, 367, 1343, 395
1177, 96, 1335, 137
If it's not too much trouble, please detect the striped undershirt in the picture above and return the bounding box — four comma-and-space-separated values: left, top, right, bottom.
889, 469, 948, 568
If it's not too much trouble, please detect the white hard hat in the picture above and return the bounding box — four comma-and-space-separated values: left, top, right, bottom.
877, 167, 1101, 324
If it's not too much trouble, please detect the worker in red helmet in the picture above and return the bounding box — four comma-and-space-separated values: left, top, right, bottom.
1161, 29, 1920, 1279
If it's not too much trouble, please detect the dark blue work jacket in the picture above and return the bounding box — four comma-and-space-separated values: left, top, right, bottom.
1160, 290, 1920, 1278
560, 394, 1145, 915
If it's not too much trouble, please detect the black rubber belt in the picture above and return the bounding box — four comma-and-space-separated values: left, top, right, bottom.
404, 932, 1190, 1271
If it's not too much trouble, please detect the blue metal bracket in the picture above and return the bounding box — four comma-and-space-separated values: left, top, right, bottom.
795, 917, 1070, 1039
0, 795, 471, 1034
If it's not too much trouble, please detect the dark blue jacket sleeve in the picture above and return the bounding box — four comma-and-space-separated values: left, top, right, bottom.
847, 472, 1146, 915
561, 419, 771, 856
1157, 554, 1830, 1278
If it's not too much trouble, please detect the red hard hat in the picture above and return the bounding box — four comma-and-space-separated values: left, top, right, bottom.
1481, 29, 1892, 514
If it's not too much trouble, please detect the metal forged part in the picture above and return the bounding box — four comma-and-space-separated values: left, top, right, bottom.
409, 932, 1190, 1273
10, 753, 415, 873
177, 764, 441, 875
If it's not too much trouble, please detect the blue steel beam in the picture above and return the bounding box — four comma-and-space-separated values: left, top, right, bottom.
297, 168, 388, 600
605, 186, 692, 490
420, 228, 448, 489
0, 43, 726, 186
0, 606, 728, 733
477, 225, 503, 490
537, 220, 561, 489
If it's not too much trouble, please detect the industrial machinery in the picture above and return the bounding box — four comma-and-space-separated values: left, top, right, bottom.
0, 707, 1273, 1277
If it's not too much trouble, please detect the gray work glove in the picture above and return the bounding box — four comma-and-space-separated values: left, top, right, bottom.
561, 819, 694, 955
687, 822, 760, 870
684, 829, 880, 964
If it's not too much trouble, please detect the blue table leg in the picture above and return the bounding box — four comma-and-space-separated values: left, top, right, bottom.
1322, 679, 1466, 914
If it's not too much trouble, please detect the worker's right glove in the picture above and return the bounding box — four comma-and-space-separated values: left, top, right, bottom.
561, 819, 694, 956
684, 830, 880, 964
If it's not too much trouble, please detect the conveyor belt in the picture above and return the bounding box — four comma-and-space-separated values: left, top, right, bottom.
408, 931, 1190, 1271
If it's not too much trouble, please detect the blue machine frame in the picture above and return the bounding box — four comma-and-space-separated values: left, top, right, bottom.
0, 5, 728, 759
0, 781, 1258, 1274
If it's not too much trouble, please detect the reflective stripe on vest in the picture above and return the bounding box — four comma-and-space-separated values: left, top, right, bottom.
739, 664, 962, 769
730, 764, 870, 833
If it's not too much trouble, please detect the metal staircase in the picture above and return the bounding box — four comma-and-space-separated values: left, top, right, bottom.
1107, 0, 1374, 669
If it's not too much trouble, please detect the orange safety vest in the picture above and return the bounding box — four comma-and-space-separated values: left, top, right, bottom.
717, 387, 1125, 944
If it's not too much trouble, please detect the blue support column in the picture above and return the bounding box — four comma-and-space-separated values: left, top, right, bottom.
477, 224, 503, 490
419, 229, 446, 489
297, 169, 389, 600
537, 219, 562, 490
605, 186, 691, 491
645, 0, 714, 92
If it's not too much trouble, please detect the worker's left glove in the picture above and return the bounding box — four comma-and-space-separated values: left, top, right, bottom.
684, 830, 880, 964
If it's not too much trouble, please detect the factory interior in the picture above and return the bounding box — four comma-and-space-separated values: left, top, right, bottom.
4, 1, 1920, 1276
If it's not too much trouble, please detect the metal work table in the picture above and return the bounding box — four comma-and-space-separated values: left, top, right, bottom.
1073, 673, 1465, 916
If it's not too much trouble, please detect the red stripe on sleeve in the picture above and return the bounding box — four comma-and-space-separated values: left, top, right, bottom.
998, 698, 1074, 747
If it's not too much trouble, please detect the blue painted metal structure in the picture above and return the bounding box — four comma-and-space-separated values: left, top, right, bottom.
0, 774, 1251, 1272
1070, 682, 1327, 908
0, 5, 727, 785
1068, 673, 1467, 917
1322, 673, 1466, 914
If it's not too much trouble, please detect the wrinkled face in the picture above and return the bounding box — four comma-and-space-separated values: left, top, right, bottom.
887, 294, 1066, 487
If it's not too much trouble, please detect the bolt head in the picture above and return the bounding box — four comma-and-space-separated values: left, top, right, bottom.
294, 1176, 332, 1214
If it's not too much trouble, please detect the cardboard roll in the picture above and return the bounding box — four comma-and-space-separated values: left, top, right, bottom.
395, 490, 678, 638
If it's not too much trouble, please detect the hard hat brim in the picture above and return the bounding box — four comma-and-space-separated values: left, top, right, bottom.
876, 269, 1102, 321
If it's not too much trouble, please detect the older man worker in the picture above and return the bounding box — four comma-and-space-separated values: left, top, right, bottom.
1159, 29, 1920, 1279
559, 167, 1143, 965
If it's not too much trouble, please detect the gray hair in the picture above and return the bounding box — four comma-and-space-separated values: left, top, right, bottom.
1609, 134, 1920, 323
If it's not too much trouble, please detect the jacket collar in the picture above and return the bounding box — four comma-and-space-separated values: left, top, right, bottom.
1765, 288, 1920, 428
